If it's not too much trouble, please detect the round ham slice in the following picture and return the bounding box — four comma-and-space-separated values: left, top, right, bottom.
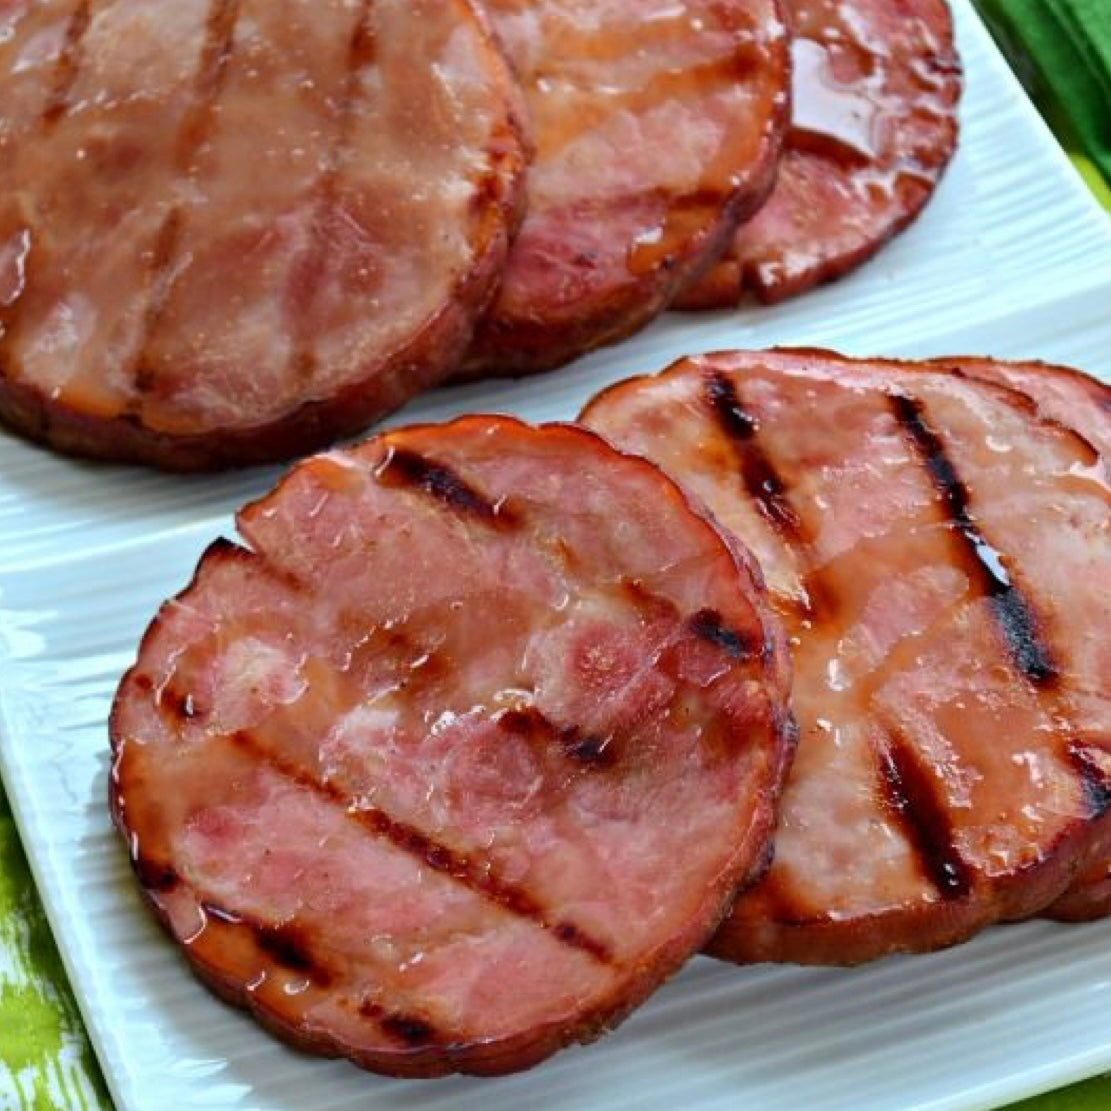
947, 357, 1111, 924
582, 349, 1111, 965
110, 415, 793, 1075
0, 0, 528, 469
459, 0, 790, 378
675, 0, 960, 308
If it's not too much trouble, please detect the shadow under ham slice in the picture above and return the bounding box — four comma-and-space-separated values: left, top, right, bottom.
458, 0, 790, 378
675, 0, 960, 309
0, 0, 528, 469
110, 415, 793, 1075
945, 357, 1111, 924
581, 348, 1111, 965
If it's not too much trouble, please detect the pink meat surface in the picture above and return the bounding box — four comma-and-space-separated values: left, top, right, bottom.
0, 0, 527, 468
460, 0, 790, 377
949, 357, 1111, 923
110, 415, 793, 1074
582, 349, 1111, 965
676, 0, 960, 308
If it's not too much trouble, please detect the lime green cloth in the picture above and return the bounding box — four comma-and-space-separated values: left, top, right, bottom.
978, 0, 1111, 184
0, 796, 109, 1110
1009, 1074, 1111, 1111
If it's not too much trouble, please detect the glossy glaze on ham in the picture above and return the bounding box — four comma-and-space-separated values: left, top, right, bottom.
110, 416, 794, 1074
460, 0, 790, 377
0, 0, 527, 469
582, 349, 1111, 965
951, 358, 1111, 923
676, 0, 960, 308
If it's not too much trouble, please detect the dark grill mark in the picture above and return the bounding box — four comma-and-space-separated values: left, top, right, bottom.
133, 857, 179, 893
688, 608, 753, 660
286, 0, 377, 381
552, 922, 611, 963
376, 448, 514, 527
357, 807, 612, 962
876, 731, 972, 900
704, 371, 807, 542
379, 1013, 437, 1047
889, 394, 1059, 687
42, 0, 91, 126
157, 684, 197, 721
562, 733, 612, 766
255, 923, 332, 986
174, 0, 244, 169
1067, 742, 1111, 820
498, 708, 617, 769
497, 707, 553, 739
131, 210, 184, 393
229, 729, 613, 964
129, 0, 242, 395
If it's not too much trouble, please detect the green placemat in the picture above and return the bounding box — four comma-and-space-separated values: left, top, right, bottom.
977, 0, 1111, 184
0, 796, 108, 1110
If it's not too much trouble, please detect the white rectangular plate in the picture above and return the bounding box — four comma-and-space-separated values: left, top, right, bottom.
2, 4, 1110, 1110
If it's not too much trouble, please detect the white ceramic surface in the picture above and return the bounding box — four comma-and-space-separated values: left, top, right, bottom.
1, 3, 1110, 1109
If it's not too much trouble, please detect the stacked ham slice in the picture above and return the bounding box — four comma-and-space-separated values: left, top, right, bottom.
1, 0, 960, 469
112, 348, 1110, 1075
582, 350, 1111, 965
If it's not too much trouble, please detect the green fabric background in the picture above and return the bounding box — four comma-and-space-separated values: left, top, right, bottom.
0, 801, 108, 1109
1, 2, 1109, 1109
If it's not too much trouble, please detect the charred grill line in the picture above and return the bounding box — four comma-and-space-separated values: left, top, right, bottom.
133, 857, 179, 893
378, 1013, 437, 1047
376, 447, 515, 526
1068, 742, 1111, 820
288, 0, 378, 382
174, 0, 244, 170
498, 707, 617, 769
129, 0, 243, 395
706, 371, 804, 539
704, 370, 807, 542
254, 922, 332, 985
877, 730, 973, 900
42, 0, 92, 125
688, 607, 754, 659
227, 729, 613, 964
889, 394, 1059, 686
195, 901, 334, 986
358, 1000, 442, 1047
702, 370, 838, 619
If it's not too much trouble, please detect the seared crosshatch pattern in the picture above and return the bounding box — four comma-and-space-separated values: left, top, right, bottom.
581, 350, 1111, 966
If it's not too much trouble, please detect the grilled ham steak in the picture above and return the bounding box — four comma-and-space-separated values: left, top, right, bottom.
460, 0, 790, 377
952, 358, 1111, 923
582, 349, 1111, 965
675, 0, 960, 308
110, 416, 794, 1075
0, 0, 527, 469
